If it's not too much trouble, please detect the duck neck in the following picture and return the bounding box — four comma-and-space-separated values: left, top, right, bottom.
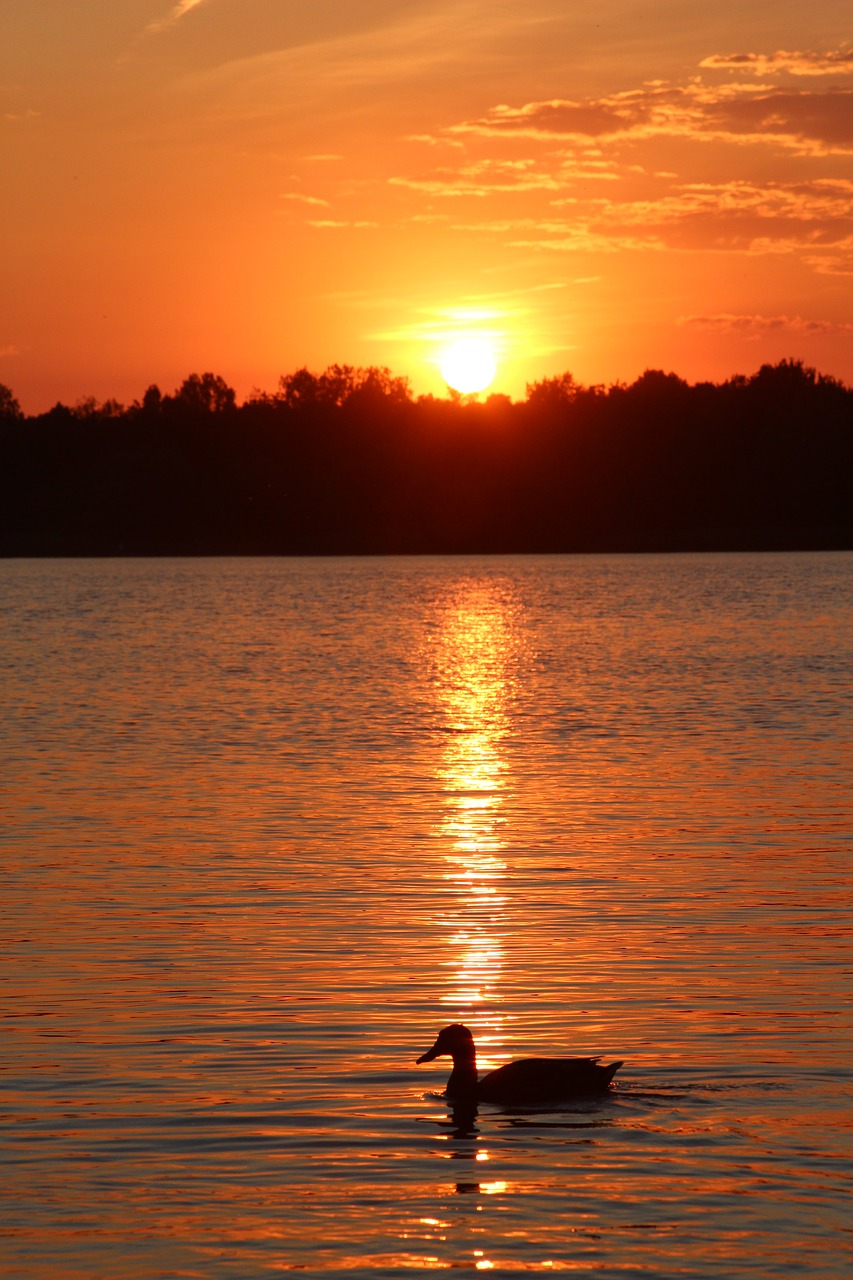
447, 1045, 478, 1100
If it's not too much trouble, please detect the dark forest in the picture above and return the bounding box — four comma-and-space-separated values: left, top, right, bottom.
1, 358, 850, 555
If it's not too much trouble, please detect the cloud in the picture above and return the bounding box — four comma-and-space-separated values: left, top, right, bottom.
2, 86, 40, 123
679, 313, 853, 336
281, 193, 330, 207
388, 151, 623, 202
450, 98, 644, 140
148, 0, 207, 36
308, 219, 378, 229
445, 81, 853, 155
423, 176, 853, 272
597, 177, 853, 231
802, 238, 853, 276
701, 49, 853, 78
509, 228, 664, 254
173, 2, 556, 100
297, 40, 853, 281
389, 162, 565, 198
408, 133, 465, 149
0, 344, 22, 358
368, 297, 532, 350
584, 179, 853, 264
706, 90, 853, 152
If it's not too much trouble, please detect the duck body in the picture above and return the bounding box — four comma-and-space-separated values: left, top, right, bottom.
417, 1023, 622, 1106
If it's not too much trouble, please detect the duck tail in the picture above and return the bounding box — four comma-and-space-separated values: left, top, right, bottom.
603, 1060, 624, 1084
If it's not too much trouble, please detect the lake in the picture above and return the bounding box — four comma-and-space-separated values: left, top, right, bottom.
1, 552, 851, 1278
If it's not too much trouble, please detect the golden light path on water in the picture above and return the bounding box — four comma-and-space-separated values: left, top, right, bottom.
430, 580, 518, 1082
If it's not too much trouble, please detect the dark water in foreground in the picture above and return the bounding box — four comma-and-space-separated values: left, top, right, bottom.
1, 553, 851, 1277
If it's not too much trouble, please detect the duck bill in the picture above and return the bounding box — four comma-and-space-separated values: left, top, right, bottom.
417, 1045, 440, 1063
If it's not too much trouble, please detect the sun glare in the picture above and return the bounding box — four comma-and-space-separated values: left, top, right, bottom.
440, 337, 498, 394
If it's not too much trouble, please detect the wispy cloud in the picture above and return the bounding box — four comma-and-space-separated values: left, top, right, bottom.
390, 159, 566, 199
281, 193, 330, 207
449, 98, 644, 140
147, 0, 208, 36
445, 80, 853, 155
706, 89, 853, 152
495, 178, 853, 267
173, 1, 554, 100
369, 298, 529, 351
277, 41, 853, 285
701, 49, 853, 77
308, 219, 378, 229
679, 313, 853, 335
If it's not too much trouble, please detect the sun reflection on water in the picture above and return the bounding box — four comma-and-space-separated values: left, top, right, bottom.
427, 579, 524, 1064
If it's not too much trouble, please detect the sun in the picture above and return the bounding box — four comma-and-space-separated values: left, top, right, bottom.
440, 337, 498, 394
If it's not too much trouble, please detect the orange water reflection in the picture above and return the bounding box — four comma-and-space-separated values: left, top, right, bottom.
428, 579, 524, 1066
4, 557, 851, 1277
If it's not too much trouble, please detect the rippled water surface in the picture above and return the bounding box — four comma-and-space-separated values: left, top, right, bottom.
2, 553, 851, 1278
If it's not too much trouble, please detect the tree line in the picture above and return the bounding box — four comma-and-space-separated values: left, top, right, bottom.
0, 359, 850, 554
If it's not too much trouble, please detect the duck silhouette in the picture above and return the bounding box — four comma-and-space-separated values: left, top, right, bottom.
417, 1023, 622, 1105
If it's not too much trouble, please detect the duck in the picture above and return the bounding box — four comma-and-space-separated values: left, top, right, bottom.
417, 1023, 622, 1105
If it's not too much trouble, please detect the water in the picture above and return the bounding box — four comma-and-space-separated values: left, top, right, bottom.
1, 553, 851, 1278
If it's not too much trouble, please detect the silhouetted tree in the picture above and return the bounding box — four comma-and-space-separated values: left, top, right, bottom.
0, 383, 22, 420
140, 384, 163, 414
68, 395, 126, 421
276, 367, 325, 409
749, 358, 817, 393
0, 356, 849, 556
277, 364, 411, 410
342, 365, 411, 410
243, 386, 277, 408
175, 372, 236, 414
627, 369, 689, 396
525, 372, 579, 410
72, 396, 99, 419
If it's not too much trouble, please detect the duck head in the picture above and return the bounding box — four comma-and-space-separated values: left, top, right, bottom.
417, 1023, 476, 1064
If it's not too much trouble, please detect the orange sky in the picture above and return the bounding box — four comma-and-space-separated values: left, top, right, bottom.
2, 1, 852, 411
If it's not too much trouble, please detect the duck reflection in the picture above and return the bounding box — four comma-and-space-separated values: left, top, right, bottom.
447, 1099, 480, 1140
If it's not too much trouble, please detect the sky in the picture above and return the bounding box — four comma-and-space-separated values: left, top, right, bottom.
2, 0, 852, 410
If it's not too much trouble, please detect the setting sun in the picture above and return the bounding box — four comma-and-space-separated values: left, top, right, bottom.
440, 338, 498, 395
2, 4, 851, 409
